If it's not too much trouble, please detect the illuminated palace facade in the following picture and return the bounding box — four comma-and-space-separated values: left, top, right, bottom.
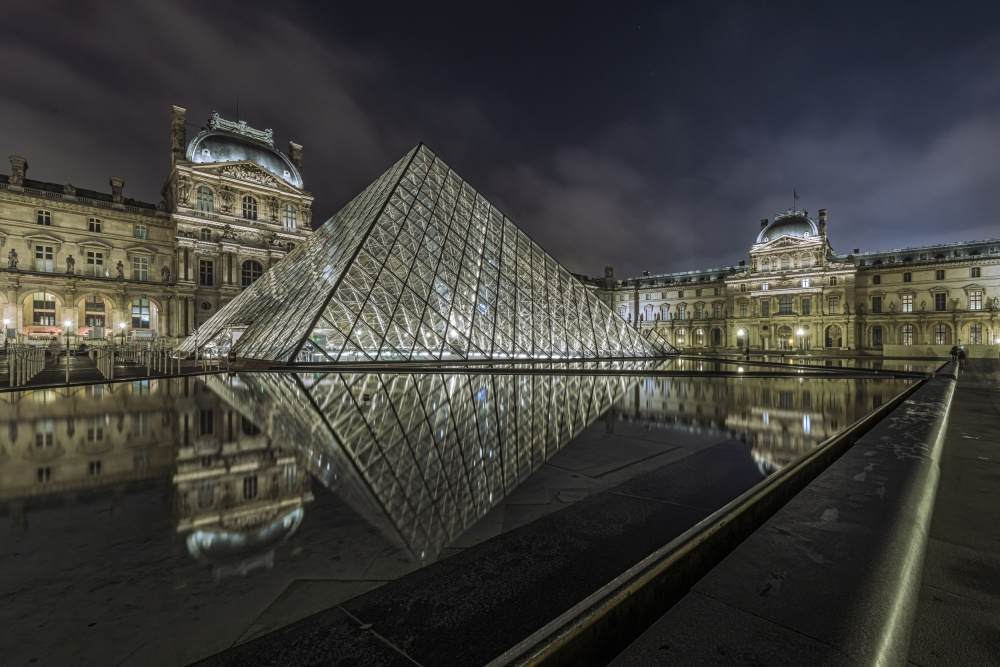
595, 209, 1000, 354
0, 105, 313, 344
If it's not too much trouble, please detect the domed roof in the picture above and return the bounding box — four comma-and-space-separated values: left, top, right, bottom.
186, 113, 302, 188
756, 211, 818, 244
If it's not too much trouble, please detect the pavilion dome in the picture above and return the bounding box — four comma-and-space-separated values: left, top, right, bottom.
756, 211, 818, 244
186, 112, 303, 188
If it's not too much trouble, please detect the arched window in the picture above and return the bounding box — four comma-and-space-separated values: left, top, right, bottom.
196, 186, 214, 213
801, 256, 811, 268
695, 329, 704, 346
32, 293, 56, 326
242, 195, 258, 221
131, 299, 151, 329
780, 256, 791, 270
241, 260, 263, 289
934, 323, 949, 345
200, 228, 212, 242
676, 329, 686, 345
282, 203, 297, 229
902, 324, 913, 345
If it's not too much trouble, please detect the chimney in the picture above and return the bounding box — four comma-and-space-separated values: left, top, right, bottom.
8, 155, 27, 185
818, 208, 827, 236
739, 259, 746, 266
854, 248, 860, 254
604, 266, 614, 278
760, 218, 768, 229
110, 177, 124, 204
289, 141, 304, 173
170, 105, 187, 166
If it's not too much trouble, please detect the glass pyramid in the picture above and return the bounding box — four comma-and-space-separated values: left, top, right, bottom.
205, 370, 637, 561
178, 144, 675, 363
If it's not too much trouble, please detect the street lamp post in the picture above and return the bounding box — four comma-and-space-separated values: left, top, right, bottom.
64, 319, 72, 383
2, 318, 8, 353
796, 328, 805, 352
118, 321, 126, 346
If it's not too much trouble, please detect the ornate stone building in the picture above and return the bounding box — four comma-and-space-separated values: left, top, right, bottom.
596, 208, 1000, 355
0, 105, 313, 345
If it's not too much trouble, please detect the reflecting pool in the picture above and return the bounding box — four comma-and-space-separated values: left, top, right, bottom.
0, 370, 914, 666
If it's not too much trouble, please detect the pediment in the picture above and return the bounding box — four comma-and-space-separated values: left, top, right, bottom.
757, 236, 818, 250
24, 232, 65, 246
78, 239, 114, 250
189, 161, 300, 194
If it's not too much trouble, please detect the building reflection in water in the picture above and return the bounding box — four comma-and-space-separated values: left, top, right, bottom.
0, 370, 913, 578
616, 375, 913, 476
0, 371, 636, 574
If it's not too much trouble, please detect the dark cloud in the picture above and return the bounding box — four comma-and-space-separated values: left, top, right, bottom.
2, 1, 1000, 278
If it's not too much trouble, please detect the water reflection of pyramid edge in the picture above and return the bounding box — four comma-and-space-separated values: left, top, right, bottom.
180, 144, 675, 363
207, 371, 633, 563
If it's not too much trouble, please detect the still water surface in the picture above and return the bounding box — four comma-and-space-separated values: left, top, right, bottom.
0, 370, 913, 665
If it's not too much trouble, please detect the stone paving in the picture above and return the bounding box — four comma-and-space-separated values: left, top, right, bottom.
908, 358, 1000, 666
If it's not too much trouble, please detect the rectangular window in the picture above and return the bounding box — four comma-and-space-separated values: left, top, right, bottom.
677, 305, 686, 319
243, 476, 259, 500
134, 225, 147, 239
902, 325, 913, 345
200, 409, 215, 435
872, 296, 882, 313
696, 289, 702, 297
739, 301, 747, 317
801, 298, 811, 315
936, 269, 945, 280
678, 290, 684, 298
779, 296, 793, 315
903, 272, 912, 283
199, 259, 214, 287
645, 293, 651, 300
131, 299, 150, 329
37, 210, 51, 225
32, 292, 55, 326
88, 217, 102, 233
972, 267, 981, 278
85, 251, 103, 277
34, 245, 54, 272
761, 300, 770, 317
132, 257, 148, 281
902, 294, 913, 312
830, 276, 837, 286
713, 303, 722, 318
37, 467, 51, 483
35, 419, 54, 447
132, 412, 149, 437
714, 287, 721, 295
971, 290, 983, 310
86, 417, 104, 441
935, 293, 947, 311
695, 304, 704, 318
829, 297, 839, 314
802, 278, 811, 287
89, 461, 102, 477
761, 282, 769, 290
660, 292, 666, 299
873, 275, 881, 285
971, 323, 983, 345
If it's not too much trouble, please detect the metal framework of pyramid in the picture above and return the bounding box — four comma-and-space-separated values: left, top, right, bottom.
178, 144, 675, 363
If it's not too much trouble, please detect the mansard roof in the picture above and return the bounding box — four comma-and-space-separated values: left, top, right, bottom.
186, 112, 302, 189
0, 174, 158, 210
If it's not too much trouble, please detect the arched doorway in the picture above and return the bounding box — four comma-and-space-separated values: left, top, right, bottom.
776, 325, 794, 350
871, 325, 883, 348
825, 324, 843, 348
711, 328, 722, 346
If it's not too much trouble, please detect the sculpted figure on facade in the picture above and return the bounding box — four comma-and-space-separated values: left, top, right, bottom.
116, 261, 125, 279
218, 185, 236, 214
162, 265, 171, 283
7, 248, 18, 270
177, 176, 192, 206
266, 196, 279, 222
65, 254, 75, 274
301, 204, 312, 226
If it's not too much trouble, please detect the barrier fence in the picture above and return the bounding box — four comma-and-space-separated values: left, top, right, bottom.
5, 344, 45, 387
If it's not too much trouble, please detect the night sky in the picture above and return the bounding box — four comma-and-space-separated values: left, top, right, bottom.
3, 1, 1000, 277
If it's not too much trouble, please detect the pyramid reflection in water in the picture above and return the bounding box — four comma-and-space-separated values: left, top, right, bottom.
179, 144, 674, 363
206, 368, 645, 561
